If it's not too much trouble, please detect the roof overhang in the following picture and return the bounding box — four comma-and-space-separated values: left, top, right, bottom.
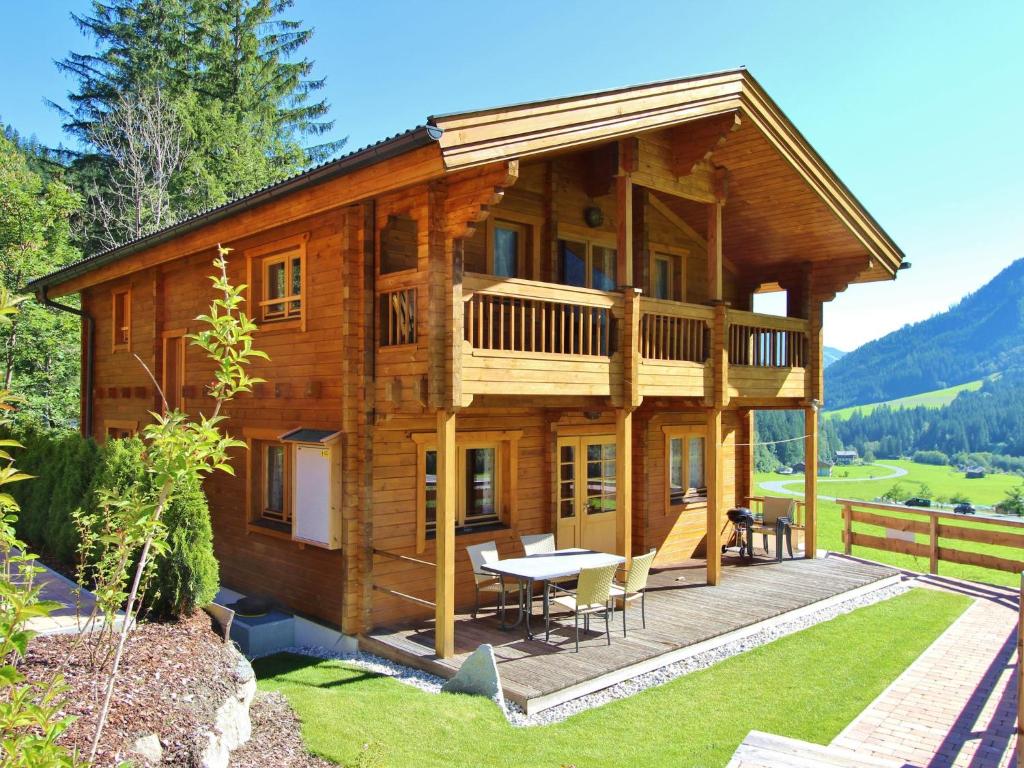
429, 69, 903, 279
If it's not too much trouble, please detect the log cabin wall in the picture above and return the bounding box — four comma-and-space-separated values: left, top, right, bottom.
83, 206, 363, 626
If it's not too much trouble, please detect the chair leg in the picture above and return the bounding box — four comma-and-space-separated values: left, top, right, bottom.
641, 591, 646, 629
763, 533, 769, 555
605, 608, 611, 646
574, 612, 579, 653
786, 526, 794, 559
473, 585, 479, 619
622, 599, 627, 637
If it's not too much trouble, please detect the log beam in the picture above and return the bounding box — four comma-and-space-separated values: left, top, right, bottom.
804, 405, 818, 559
706, 408, 724, 584
434, 409, 457, 657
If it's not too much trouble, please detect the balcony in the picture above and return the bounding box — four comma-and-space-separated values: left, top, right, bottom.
455, 275, 814, 405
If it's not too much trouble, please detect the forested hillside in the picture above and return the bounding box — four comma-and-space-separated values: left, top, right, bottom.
754, 410, 843, 471
825, 258, 1024, 408
831, 371, 1024, 469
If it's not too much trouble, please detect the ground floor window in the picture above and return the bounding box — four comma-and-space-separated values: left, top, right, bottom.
252, 439, 291, 530
415, 431, 521, 551
665, 427, 706, 506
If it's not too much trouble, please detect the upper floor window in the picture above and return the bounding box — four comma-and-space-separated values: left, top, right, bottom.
262, 252, 302, 322
112, 288, 131, 351
665, 427, 706, 506
650, 247, 686, 302
558, 232, 617, 291
381, 214, 418, 274
246, 234, 308, 331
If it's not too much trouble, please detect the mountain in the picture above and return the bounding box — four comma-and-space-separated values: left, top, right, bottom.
823, 346, 846, 367
825, 258, 1024, 409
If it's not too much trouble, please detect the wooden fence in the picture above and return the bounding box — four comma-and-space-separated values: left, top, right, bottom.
726, 309, 808, 368
839, 498, 1024, 575
637, 297, 711, 362
1018, 573, 1023, 768
371, 548, 436, 608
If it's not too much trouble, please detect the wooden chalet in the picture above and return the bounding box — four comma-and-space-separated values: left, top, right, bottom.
29, 69, 905, 662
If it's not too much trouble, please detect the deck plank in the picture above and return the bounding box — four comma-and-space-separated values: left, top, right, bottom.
362, 554, 898, 712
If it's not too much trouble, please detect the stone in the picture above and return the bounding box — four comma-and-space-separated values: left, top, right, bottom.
441, 643, 504, 707
131, 733, 162, 765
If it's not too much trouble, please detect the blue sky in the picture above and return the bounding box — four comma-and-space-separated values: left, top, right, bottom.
2, 0, 1022, 352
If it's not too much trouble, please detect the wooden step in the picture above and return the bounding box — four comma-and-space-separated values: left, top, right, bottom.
728, 730, 902, 768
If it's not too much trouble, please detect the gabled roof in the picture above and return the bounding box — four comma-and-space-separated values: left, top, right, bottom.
30, 68, 903, 295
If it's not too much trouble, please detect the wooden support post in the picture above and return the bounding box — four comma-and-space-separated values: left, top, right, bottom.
1017, 572, 1023, 768
616, 173, 634, 288
616, 408, 633, 562
622, 287, 642, 409
710, 302, 729, 408
706, 408, 724, 585
435, 409, 456, 658
842, 502, 852, 555
707, 199, 723, 302
929, 513, 939, 575
741, 408, 755, 503
804, 405, 818, 558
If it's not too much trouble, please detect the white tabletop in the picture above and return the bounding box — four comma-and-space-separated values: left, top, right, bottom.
481, 548, 625, 582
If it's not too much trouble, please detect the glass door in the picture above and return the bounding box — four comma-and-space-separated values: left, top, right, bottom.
555, 435, 618, 552
555, 437, 579, 548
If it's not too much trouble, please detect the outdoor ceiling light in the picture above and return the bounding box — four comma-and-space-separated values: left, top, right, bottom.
583, 206, 604, 228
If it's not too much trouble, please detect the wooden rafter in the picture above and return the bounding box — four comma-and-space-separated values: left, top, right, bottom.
669, 112, 742, 178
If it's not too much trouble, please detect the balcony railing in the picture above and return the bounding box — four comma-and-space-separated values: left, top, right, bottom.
463, 274, 619, 357
726, 309, 808, 368
638, 297, 712, 363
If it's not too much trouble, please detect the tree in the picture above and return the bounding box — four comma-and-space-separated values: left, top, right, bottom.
55, 0, 342, 251
998, 485, 1024, 516
0, 133, 81, 429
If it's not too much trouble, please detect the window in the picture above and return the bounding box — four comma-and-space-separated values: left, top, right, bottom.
414, 431, 522, 551
162, 331, 186, 413
666, 429, 706, 506
247, 234, 308, 330
255, 441, 291, 528
489, 220, 532, 278
558, 236, 617, 291
381, 214, 418, 274
112, 288, 131, 351
104, 420, 137, 440
649, 247, 687, 302
262, 252, 302, 322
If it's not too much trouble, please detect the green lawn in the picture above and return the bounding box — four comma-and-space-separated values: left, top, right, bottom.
256, 589, 968, 768
825, 378, 988, 420
757, 460, 1024, 586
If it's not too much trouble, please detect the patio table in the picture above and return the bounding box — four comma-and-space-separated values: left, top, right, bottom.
481, 548, 625, 640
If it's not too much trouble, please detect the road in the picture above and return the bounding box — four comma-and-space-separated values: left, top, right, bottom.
757, 462, 909, 502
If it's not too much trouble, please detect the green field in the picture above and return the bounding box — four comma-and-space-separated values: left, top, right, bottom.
757, 459, 1024, 586
256, 590, 968, 768
824, 378, 987, 420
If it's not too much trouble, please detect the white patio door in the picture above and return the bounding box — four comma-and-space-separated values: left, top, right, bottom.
555, 435, 617, 552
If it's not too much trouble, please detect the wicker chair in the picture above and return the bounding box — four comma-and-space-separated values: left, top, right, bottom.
466, 541, 518, 618
519, 532, 556, 555
545, 563, 618, 652
610, 548, 656, 636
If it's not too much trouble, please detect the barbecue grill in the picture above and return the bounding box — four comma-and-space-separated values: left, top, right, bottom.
723, 507, 755, 558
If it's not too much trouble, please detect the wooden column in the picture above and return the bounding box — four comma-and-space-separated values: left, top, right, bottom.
741, 408, 755, 503
617, 137, 637, 288
803, 405, 818, 559
706, 408, 724, 585
435, 409, 456, 658
706, 198, 724, 302
616, 408, 633, 561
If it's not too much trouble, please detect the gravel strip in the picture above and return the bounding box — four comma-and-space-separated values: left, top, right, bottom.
280, 581, 909, 728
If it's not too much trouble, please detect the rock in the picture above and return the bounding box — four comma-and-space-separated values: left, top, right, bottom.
131, 733, 163, 765
441, 643, 504, 707
195, 648, 256, 767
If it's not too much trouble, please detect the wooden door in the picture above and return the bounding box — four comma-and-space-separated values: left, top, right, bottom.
555, 435, 617, 552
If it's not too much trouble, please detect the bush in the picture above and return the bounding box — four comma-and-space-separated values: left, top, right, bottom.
84, 436, 219, 619
912, 450, 949, 466
11, 428, 220, 620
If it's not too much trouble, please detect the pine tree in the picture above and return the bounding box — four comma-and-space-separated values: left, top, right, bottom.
54, 0, 343, 251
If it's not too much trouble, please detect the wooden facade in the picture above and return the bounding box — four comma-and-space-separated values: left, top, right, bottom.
31, 70, 904, 658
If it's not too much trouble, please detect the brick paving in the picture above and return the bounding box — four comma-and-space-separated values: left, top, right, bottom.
831, 571, 1019, 768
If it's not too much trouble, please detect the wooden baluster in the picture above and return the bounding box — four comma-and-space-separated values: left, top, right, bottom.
843, 503, 852, 555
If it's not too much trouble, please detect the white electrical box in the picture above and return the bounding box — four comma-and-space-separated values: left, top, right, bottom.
282, 428, 342, 549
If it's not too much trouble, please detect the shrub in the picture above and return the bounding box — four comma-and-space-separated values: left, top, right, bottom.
912, 450, 949, 466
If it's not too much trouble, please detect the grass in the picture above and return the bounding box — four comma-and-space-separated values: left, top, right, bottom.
825, 378, 987, 421
757, 459, 1024, 586
255, 589, 969, 768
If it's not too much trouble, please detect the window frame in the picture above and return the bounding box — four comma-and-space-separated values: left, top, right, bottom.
555, 225, 619, 291
244, 427, 295, 539
663, 425, 707, 509
413, 430, 522, 552
378, 211, 420, 278
111, 287, 131, 352
104, 419, 138, 441
245, 233, 309, 332
485, 212, 542, 280
161, 329, 187, 414
648, 243, 689, 303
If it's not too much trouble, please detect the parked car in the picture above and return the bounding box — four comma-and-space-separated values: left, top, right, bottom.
904, 497, 932, 508
954, 502, 976, 515
777, 466, 794, 475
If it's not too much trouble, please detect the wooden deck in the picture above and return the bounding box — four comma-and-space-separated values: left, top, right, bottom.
361, 553, 899, 713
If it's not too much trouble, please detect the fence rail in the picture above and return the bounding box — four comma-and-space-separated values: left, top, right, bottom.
839, 498, 1024, 575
